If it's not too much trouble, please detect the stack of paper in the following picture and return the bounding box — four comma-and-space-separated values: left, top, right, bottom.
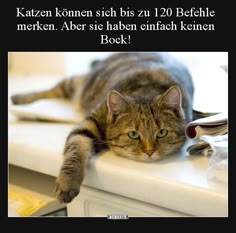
185, 112, 228, 156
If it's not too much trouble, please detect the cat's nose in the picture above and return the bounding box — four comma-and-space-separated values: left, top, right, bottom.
145, 150, 154, 157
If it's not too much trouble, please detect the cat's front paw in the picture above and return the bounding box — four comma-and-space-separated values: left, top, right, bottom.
55, 175, 80, 203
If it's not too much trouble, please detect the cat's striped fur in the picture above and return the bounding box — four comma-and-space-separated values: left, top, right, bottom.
11, 52, 194, 203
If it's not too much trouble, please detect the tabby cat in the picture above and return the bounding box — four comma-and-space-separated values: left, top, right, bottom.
11, 52, 194, 203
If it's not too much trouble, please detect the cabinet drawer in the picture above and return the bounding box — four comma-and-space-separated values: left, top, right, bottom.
67, 185, 190, 217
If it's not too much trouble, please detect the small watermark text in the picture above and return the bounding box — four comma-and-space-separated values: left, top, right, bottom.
107, 214, 129, 220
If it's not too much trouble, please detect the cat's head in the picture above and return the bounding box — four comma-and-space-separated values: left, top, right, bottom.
106, 86, 186, 162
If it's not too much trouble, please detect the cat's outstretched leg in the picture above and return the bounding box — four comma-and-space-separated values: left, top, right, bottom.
55, 116, 106, 203
11, 76, 83, 105
11, 90, 60, 105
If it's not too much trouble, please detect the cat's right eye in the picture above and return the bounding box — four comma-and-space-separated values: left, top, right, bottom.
128, 131, 140, 140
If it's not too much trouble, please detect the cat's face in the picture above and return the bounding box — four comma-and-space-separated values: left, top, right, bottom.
106, 86, 186, 162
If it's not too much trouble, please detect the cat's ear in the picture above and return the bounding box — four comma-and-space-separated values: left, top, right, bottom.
155, 86, 182, 110
107, 90, 130, 115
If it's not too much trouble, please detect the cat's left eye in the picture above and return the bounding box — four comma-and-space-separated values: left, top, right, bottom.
157, 129, 168, 138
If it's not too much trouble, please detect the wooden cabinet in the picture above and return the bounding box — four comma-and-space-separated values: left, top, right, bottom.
68, 185, 189, 217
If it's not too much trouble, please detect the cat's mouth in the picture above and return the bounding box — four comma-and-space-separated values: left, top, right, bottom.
112, 148, 164, 162
135, 152, 163, 162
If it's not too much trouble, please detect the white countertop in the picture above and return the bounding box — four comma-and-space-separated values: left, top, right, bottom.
8, 75, 228, 216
